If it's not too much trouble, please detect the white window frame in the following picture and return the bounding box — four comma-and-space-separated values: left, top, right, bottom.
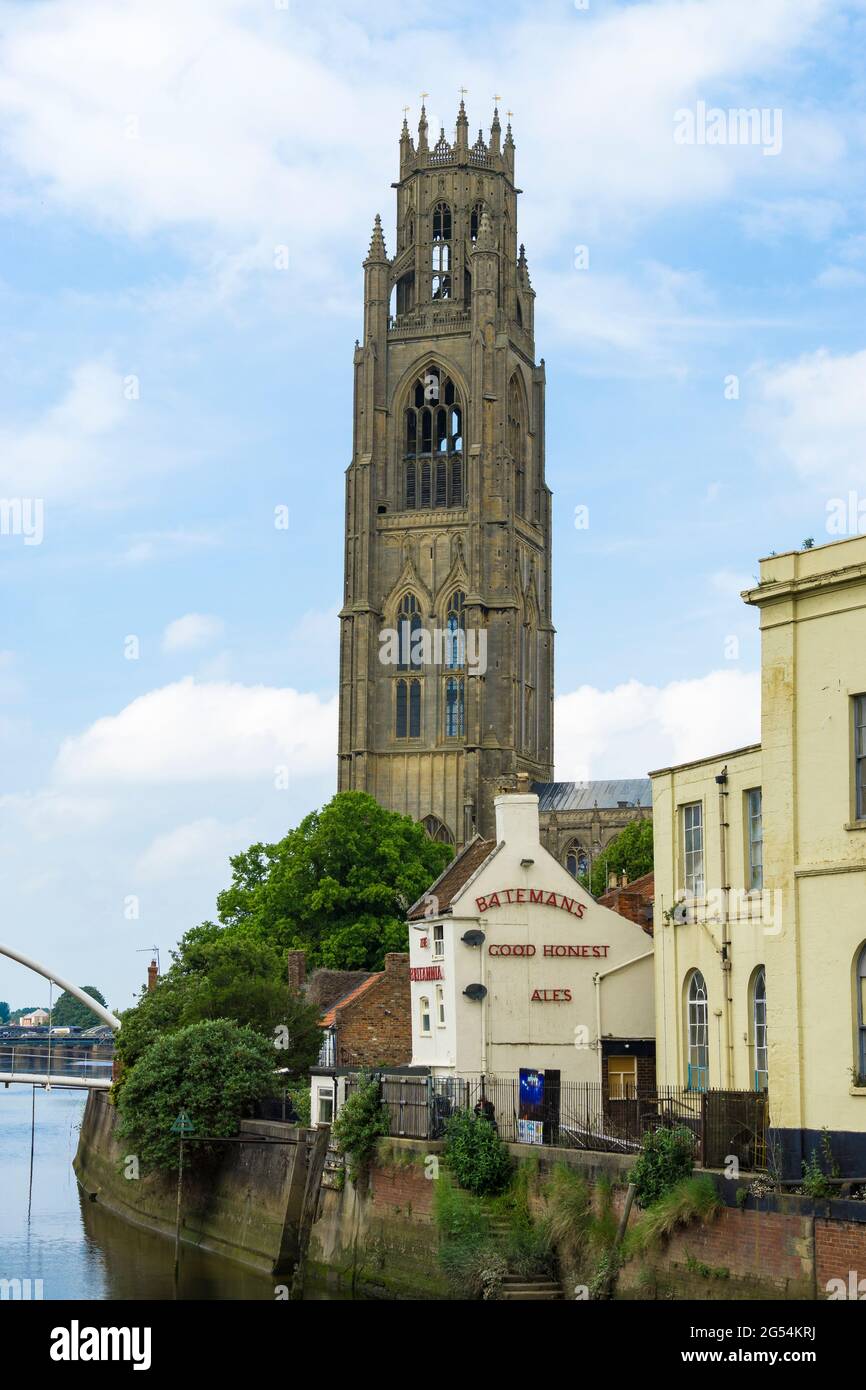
855, 695, 866, 821
432, 923, 445, 960
419, 995, 431, 1036
682, 802, 705, 900
747, 788, 763, 892
752, 967, 768, 1092
317, 1087, 334, 1125
686, 970, 709, 1091
436, 984, 446, 1027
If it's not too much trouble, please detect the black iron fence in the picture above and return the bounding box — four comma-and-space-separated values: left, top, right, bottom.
343, 1073, 769, 1171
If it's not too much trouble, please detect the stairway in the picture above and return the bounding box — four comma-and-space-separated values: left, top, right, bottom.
489, 1216, 563, 1301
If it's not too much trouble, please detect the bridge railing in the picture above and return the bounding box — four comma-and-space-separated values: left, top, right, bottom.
0, 1044, 114, 1083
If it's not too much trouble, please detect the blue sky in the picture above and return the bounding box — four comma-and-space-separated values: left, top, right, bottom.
1, 0, 865, 1009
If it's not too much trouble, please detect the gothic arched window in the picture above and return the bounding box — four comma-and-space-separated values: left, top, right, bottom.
404, 368, 464, 510
686, 970, 709, 1091
445, 677, 464, 738
445, 590, 465, 669
470, 202, 485, 242
422, 814, 453, 845
395, 677, 422, 739
751, 967, 768, 1092
397, 592, 422, 670
508, 374, 526, 517
565, 843, 588, 880
856, 943, 866, 1084
431, 202, 452, 299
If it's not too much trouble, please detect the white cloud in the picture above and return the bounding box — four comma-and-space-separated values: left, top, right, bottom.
0, 360, 126, 498
0, 0, 846, 295
814, 265, 866, 290
162, 613, 225, 653
135, 815, 254, 881
554, 670, 760, 782
752, 347, 866, 485
53, 677, 337, 785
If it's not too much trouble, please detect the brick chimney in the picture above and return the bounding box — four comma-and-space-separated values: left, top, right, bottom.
147, 959, 158, 993
384, 952, 409, 976
287, 950, 306, 994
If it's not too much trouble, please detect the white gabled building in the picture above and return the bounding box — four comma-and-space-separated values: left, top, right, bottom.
406, 791, 655, 1093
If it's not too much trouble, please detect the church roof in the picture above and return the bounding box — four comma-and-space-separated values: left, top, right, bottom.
532, 780, 652, 813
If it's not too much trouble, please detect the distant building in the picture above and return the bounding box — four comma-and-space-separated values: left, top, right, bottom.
535, 779, 651, 882
297, 952, 413, 1128
598, 870, 654, 936
19, 1009, 49, 1027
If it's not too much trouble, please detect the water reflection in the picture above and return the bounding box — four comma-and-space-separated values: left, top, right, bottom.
0, 1087, 339, 1300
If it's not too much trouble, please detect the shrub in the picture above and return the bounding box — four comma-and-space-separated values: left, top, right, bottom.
628, 1175, 720, 1253
438, 1240, 509, 1299
115, 1018, 276, 1173
330, 1073, 390, 1183
546, 1164, 592, 1266
442, 1110, 513, 1196
630, 1125, 696, 1208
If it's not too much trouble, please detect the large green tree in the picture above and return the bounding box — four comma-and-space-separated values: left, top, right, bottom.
215, 791, 453, 970
116, 1019, 277, 1173
51, 986, 108, 1028
588, 819, 654, 897
115, 932, 322, 1078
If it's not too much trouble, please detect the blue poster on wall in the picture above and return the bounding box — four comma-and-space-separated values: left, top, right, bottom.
519, 1067, 544, 1119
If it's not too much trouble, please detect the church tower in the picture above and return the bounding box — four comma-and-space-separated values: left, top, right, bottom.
338, 99, 554, 848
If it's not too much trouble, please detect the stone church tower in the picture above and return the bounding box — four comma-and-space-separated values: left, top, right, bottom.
338, 101, 554, 848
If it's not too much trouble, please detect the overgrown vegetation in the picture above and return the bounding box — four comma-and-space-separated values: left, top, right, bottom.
115, 1018, 276, 1173
433, 1176, 506, 1299
442, 1110, 513, 1196
627, 1175, 721, 1254
800, 1128, 840, 1200
630, 1126, 696, 1208
331, 1074, 390, 1184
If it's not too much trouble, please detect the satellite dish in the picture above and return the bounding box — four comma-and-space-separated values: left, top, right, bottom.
461, 929, 486, 947
463, 983, 487, 1002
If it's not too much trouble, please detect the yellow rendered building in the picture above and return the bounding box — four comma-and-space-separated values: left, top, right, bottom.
652, 534, 866, 1177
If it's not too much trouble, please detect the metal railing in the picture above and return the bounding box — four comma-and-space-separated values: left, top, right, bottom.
342, 1072, 769, 1170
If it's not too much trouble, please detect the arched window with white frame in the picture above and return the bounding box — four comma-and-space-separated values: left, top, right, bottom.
686, 970, 709, 1091
857, 944, 866, 1085
751, 966, 768, 1092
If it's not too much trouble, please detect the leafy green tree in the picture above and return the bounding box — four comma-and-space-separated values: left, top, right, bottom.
51, 986, 108, 1028
588, 819, 654, 897
215, 791, 453, 970
116, 1019, 277, 1173
0, 1001, 9, 1023
443, 1110, 513, 1196
115, 933, 322, 1079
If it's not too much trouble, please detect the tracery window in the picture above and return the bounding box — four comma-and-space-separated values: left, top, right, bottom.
431, 202, 452, 299
470, 202, 485, 242
397, 592, 422, 670
445, 590, 465, 669
395, 677, 421, 739
404, 367, 463, 509
752, 967, 768, 1092
445, 677, 464, 738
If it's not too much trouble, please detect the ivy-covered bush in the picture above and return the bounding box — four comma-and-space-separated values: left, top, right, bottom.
115, 1018, 276, 1173
443, 1110, 513, 1196
331, 1073, 390, 1183
630, 1125, 696, 1208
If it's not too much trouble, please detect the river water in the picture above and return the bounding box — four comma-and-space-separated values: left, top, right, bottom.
0, 1086, 303, 1300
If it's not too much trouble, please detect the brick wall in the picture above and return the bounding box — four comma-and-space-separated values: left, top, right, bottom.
816, 1218, 866, 1294
336, 953, 412, 1068
371, 1155, 435, 1220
